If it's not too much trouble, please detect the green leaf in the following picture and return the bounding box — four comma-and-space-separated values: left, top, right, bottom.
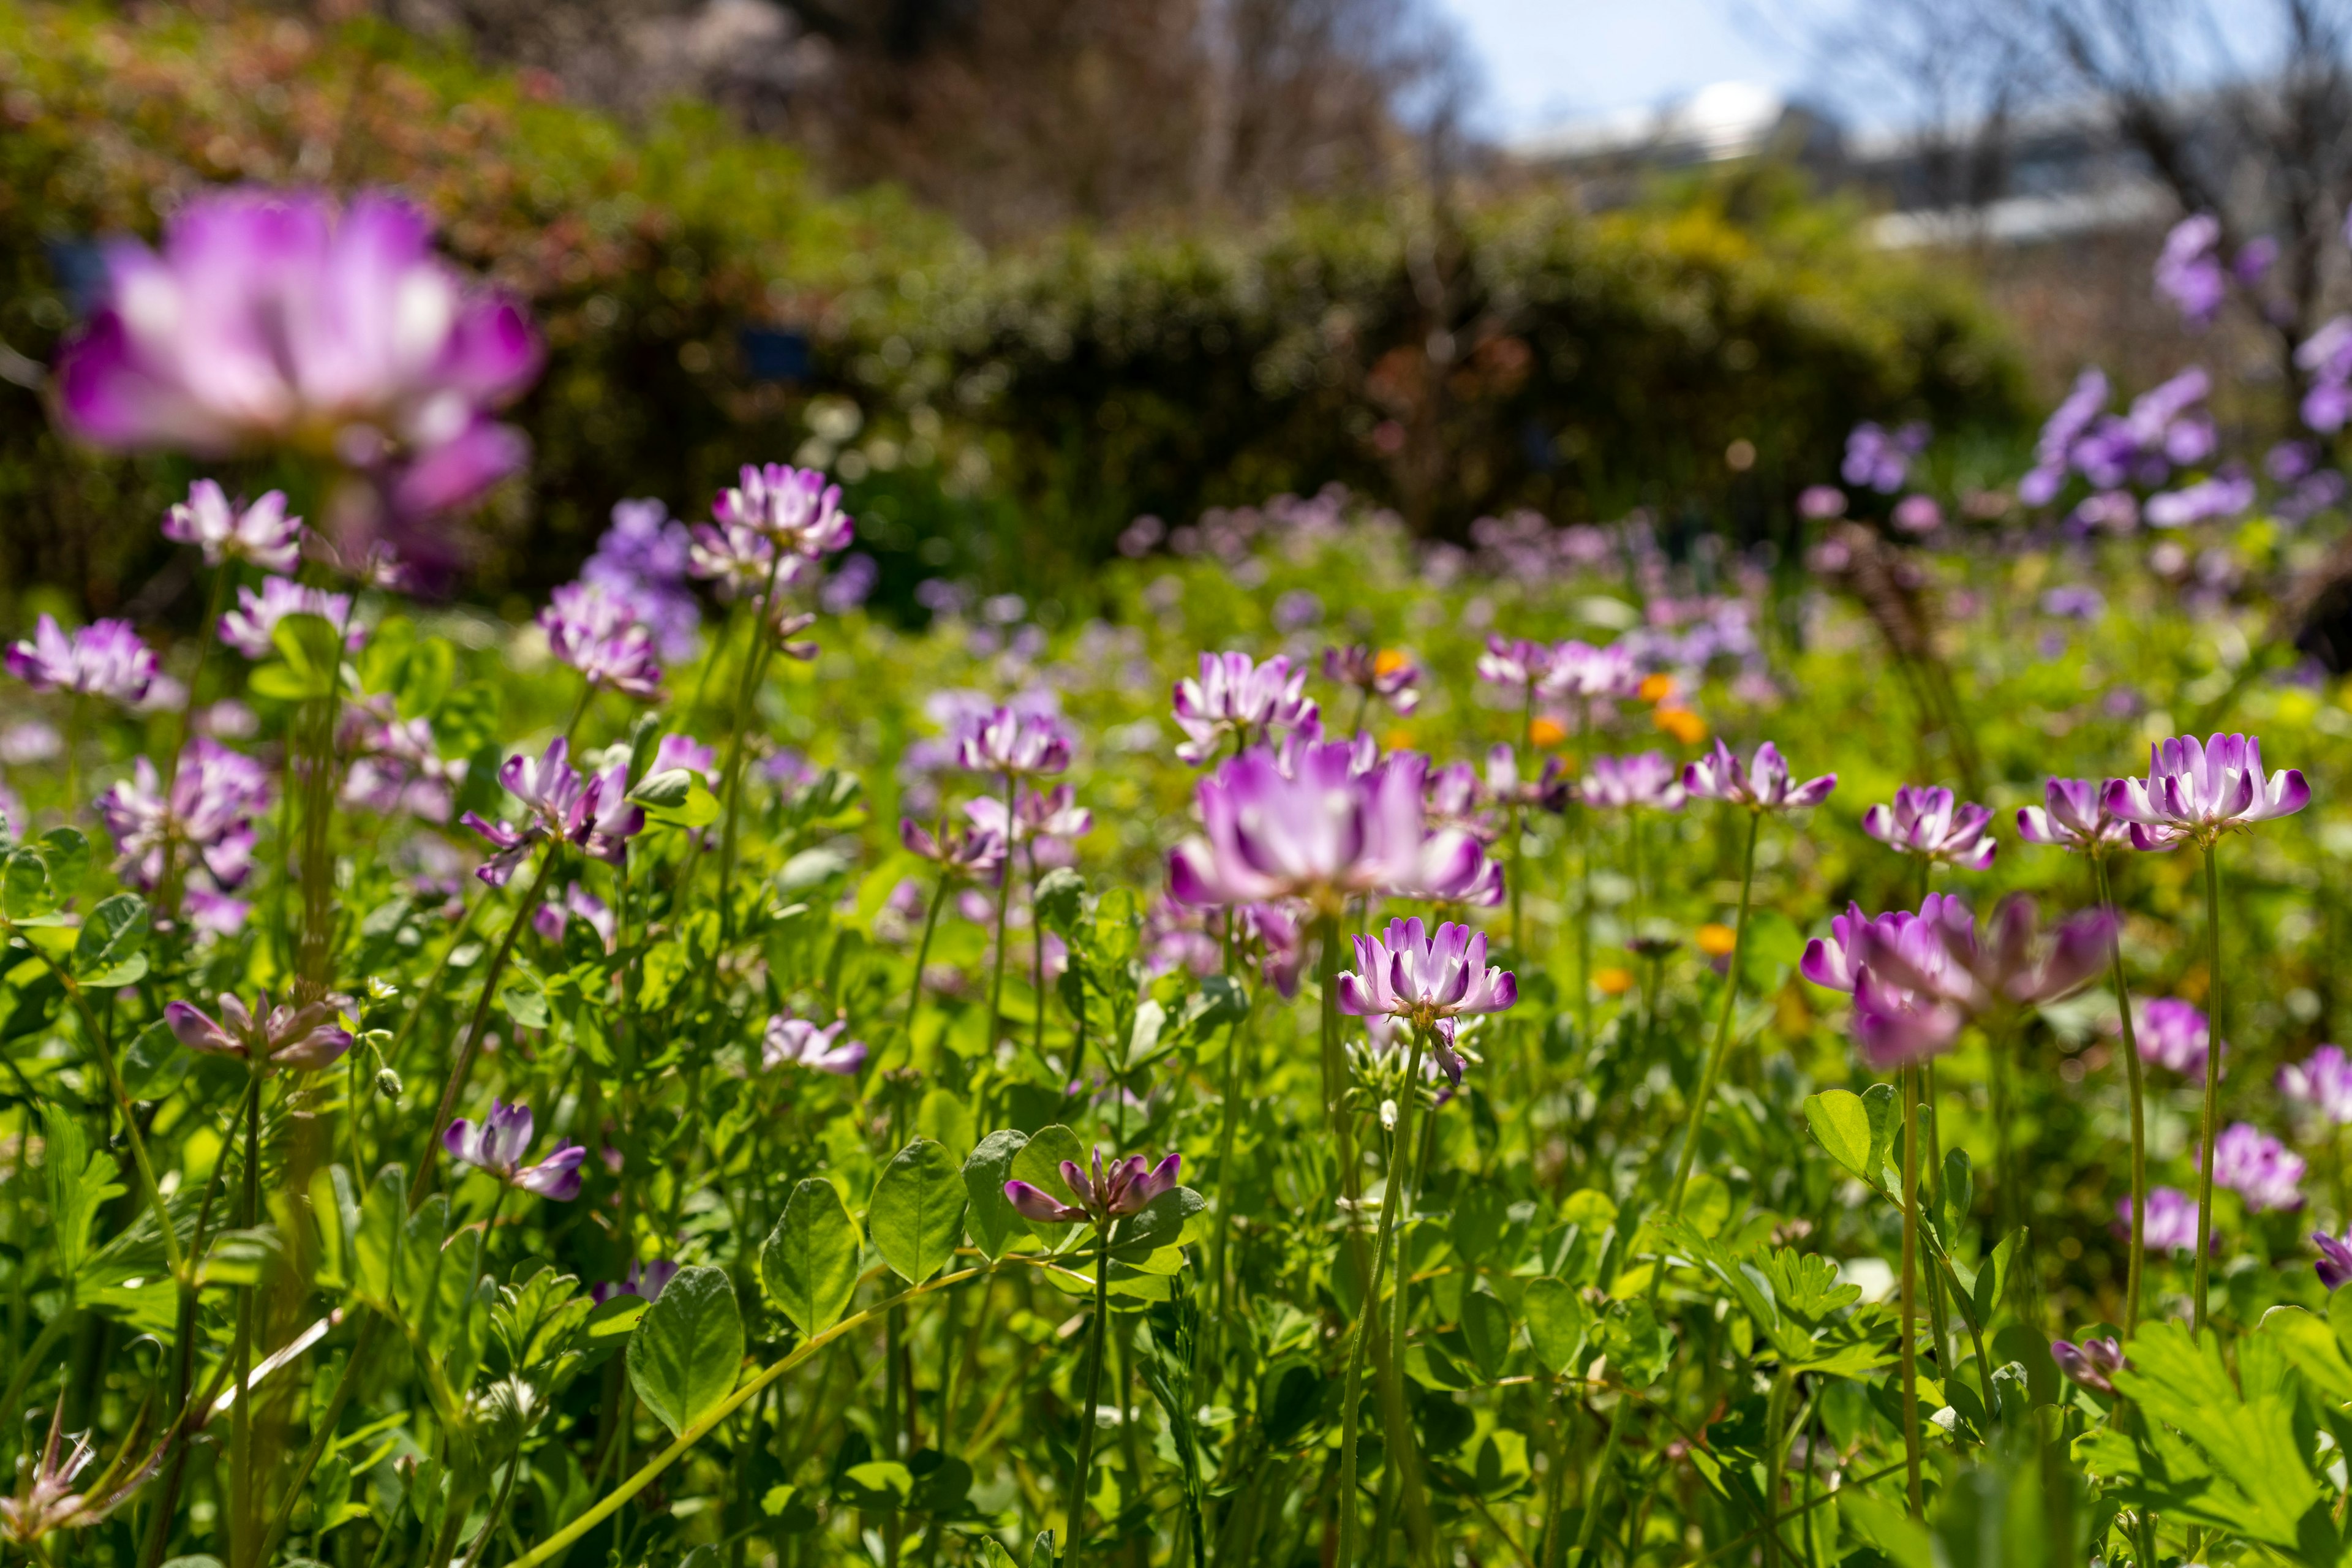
392, 1197, 451, 1330
1522, 1278, 1590, 1374
867, 1139, 967, 1283
961, 1129, 1030, 1260
1461, 1290, 1512, 1381
1861, 1082, 1899, 1184
1032, 868, 1087, 935
44, 1102, 124, 1282
353, 1166, 406, 1312
1972, 1228, 2021, 1328
628, 769, 722, 829
1009, 1124, 1088, 1243
271, 611, 345, 697
36, 829, 89, 903
761, 1179, 861, 1336
1803, 1089, 1874, 1183
1109, 1184, 1206, 1259
1450, 1182, 1510, 1264
1127, 999, 1167, 1062
835, 1460, 912, 1511
3, 829, 88, 923
627, 1264, 745, 1438
1940, 1147, 1973, 1238
72, 892, 150, 987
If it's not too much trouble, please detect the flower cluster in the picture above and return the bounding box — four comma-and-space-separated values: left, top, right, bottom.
582, 499, 702, 662
2207, 1121, 2305, 1212
539, 581, 664, 699
1336, 917, 1517, 1083
2280, 1046, 2352, 1125
1580, 751, 1685, 812
1861, 785, 1996, 870
2015, 777, 2129, 855
460, 738, 643, 885
163, 480, 303, 571
219, 578, 358, 662
2104, 733, 2309, 848
444, 1101, 586, 1200
6, 616, 156, 704
1172, 652, 1319, 764
1682, 740, 1835, 813
1841, 420, 1927, 492
166, 990, 352, 1073
97, 739, 273, 932
1006, 1147, 1180, 1227
1322, 645, 1421, 717
763, 1014, 867, 1076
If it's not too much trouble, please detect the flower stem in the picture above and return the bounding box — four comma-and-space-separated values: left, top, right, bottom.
715, 548, 791, 943
1029, 846, 1047, 1062
228, 1069, 263, 1568
986, 774, 1016, 1055
902, 873, 949, 1058
1336, 1025, 1427, 1568
154, 564, 233, 924
2193, 841, 2225, 1332
1066, 1227, 1114, 1568
1665, 808, 1762, 1210
2094, 853, 2147, 1335
1900, 1063, 1923, 1518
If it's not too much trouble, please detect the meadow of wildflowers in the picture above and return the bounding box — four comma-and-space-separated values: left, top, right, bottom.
17, 183, 2352, 1568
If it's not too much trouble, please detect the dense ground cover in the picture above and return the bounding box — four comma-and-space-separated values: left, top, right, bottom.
9, 184, 2352, 1568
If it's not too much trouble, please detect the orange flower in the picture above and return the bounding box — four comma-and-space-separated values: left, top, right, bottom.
1374, 648, 1412, 677
1594, 966, 1636, 997
1654, 707, 1707, 745
1529, 716, 1567, 747
1695, 922, 1737, 957
1638, 672, 1677, 704
1382, 726, 1415, 752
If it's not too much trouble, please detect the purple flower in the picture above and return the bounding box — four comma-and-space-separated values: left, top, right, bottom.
165, 990, 352, 1072
1476, 635, 1555, 692
1167, 743, 1499, 912
1543, 640, 1641, 701
460, 737, 641, 885
1335, 916, 1517, 1082
1681, 739, 1836, 813
2103, 733, 2310, 850
592, 1260, 680, 1305
2299, 317, 2352, 432
2145, 468, 2255, 528
1172, 652, 1321, 764
2207, 1121, 2305, 1212
1842, 421, 1928, 493
444, 1101, 585, 1199
652, 734, 716, 779
2050, 1337, 2125, 1396
2117, 1186, 2203, 1254
712, 464, 854, 557
342, 714, 466, 824
1423, 761, 1498, 844
533, 882, 616, 950
761, 1015, 867, 1076
218, 578, 356, 661
964, 783, 1093, 850
2155, 214, 2228, 326
97, 738, 271, 920
1861, 785, 1996, 870
2020, 369, 2110, 506
900, 817, 1008, 879
2280, 1046, 2352, 1126
2015, 777, 2129, 856
1242, 900, 1308, 997
1580, 752, 1686, 812
2316, 1230, 2352, 1291
2040, 587, 2104, 621
821, 553, 880, 616
957, 707, 1073, 778
1322, 645, 1421, 716
687, 520, 791, 599
539, 581, 663, 699
163, 480, 302, 571
582, 499, 701, 662
2136, 998, 2217, 1078
1796, 485, 1847, 520
1005, 1147, 1180, 1227
54, 189, 539, 520
6, 616, 156, 703
1890, 494, 1943, 534
1485, 745, 1571, 813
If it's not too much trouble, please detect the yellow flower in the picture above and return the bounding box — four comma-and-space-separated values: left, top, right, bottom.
1529, 716, 1567, 747
1638, 671, 1677, 704
1594, 966, 1636, 997
1654, 707, 1707, 745
1695, 922, 1737, 957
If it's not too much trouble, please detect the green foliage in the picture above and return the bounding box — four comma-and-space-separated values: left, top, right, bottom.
761, 1178, 860, 1336
627, 1264, 745, 1439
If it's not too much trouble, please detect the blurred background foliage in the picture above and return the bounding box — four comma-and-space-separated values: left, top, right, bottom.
0, 0, 2028, 625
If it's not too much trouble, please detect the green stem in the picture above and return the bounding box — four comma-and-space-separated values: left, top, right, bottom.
2193, 841, 2225, 1332
903, 872, 949, 1057
228, 1069, 262, 1568
1900, 1064, 1923, 1517
31, 961, 186, 1281
1665, 808, 1762, 1210
1029, 846, 1047, 1063
154, 564, 233, 924
1336, 1025, 1427, 1568
254, 1315, 381, 1566
1066, 1230, 1113, 1568
986, 775, 1017, 1054
715, 548, 792, 943
1763, 1366, 1793, 1568
2095, 854, 2147, 1336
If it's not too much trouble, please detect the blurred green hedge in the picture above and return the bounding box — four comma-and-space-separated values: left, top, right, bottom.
0, 0, 2030, 622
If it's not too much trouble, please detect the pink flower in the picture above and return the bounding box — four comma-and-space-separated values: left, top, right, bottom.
1005, 1147, 1180, 1226
2015, 777, 2130, 855
539, 581, 663, 699
964, 784, 1093, 849
652, 734, 717, 779
163, 480, 302, 571
218, 578, 356, 661
900, 816, 1008, 880
1335, 916, 1517, 1082
1581, 752, 1686, 812
2207, 1121, 2305, 1212
1542, 640, 1640, 700
443, 1101, 586, 1200
957, 707, 1073, 778
1476, 635, 1554, 691
2316, 1229, 2352, 1291
2117, 1186, 2204, 1254
1485, 745, 1571, 813
6, 616, 155, 704
1172, 652, 1320, 765
1681, 739, 1836, 813
592, 1260, 680, 1305
2103, 733, 2309, 850
459, 737, 641, 885
2050, 1337, 2125, 1395
712, 464, 854, 557
1322, 645, 1420, 716
97, 738, 271, 910
2136, 998, 2217, 1079
165, 990, 351, 1072
533, 883, 616, 951
762, 1016, 867, 1076
1861, 785, 1996, 870
2280, 1046, 2352, 1126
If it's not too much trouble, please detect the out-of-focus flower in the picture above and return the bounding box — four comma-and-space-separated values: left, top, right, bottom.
164, 480, 302, 571
1336, 916, 1517, 1082
343, 714, 466, 824
591, 1260, 680, 1305
97, 739, 271, 921
54, 189, 539, 523
712, 464, 854, 556
2299, 316, 2352, 432
1006, 1147, 1180, 1226
1544, 640, 1640, 701
303, 529, 416, 592
1842, 421, 1928, 493
1682, 739, 1836, 813
2316, 1229, 2352, 1291
218, 578, 356, 661
1167, 743, 1499, 912
965, 783, 1093, 850
2015, 777, 2129, 856
900, 817, 1007, 879
1581, 752, 1687, 812
1242, 900, 1308, 997
762, 1015, 866, 1076
1172, 652, 1320, 764
1323, 645, 1421, 717
687, 521, 791, 599
1797, 484, 1847, 520
165, 990, 352, 1072
1423, 760, 1496, 843
533, 883, 615, 950
958, 707, 1073, 778
0, 1398, 100, 1544
821, 552, 880, 616
652, 734, 715, 779
2117, 1186, 2203, 1254
2280, 1046, 2352, 1126
540, 581, 663, 699
1862, 785, 1996, 870
1485, 744, 1570, 813
2154, 214, 2228, 325
0, 721, 59, 766
2136, 998, 2217, 1078
1476, 635, 1554, 691
2021, 369, 2111, 506
2103, 733, 2310, 850
2208, 1121, 2305, 1211
6, 616, 156, 703
1890, 494, 1943, 533
2145, 468, 2256, 528
583, 498, 701, 662
444, 1101, 585, 1199
2050, 1337, 2125, 1396
2040, 587, 2105, 621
